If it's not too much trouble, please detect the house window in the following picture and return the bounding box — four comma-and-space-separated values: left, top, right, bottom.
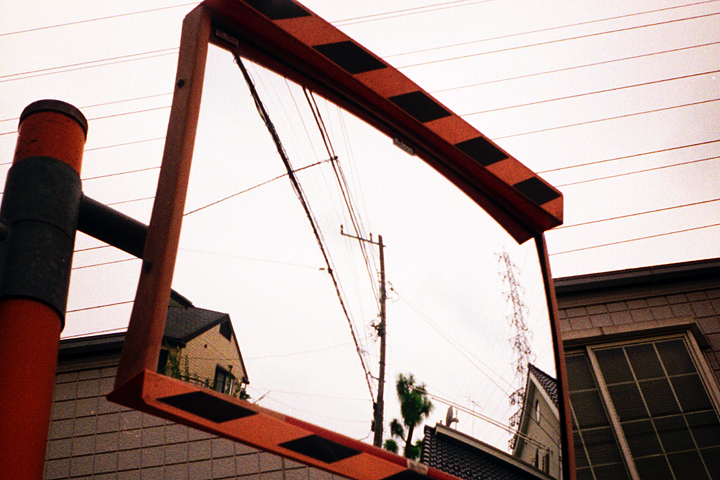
214, 365, 235, 394
542, 451, 550, 473
219, 320, 232, 341
567, 335, 720, 480
535, 398, 541, 423
157, 348, 169, 374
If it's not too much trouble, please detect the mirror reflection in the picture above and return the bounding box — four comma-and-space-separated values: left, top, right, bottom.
164, 43, 559, 475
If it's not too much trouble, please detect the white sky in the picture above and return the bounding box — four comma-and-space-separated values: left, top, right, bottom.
1, 0, 719, 455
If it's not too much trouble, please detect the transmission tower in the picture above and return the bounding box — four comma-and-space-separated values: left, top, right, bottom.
497, 251, 535, 448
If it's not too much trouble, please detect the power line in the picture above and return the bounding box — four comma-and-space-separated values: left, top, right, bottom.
390, 284, 515, 394
555, 155, 720, 188
431, 40, 720, 94
553, 198, 720, 231
178, 247, 322, 270
183, 159, 331, 216
66, 300, 134, 313
84, 137, 166, 153
83, 165, 161, 182
0, 2, 198, 37
303, 87, 380, 304
245, 341, 353, 360
0, 48, 179, 83
416, 387, 558, 450
235, 54, 375, 402
492, 97, 720, 140
0, 94, 172, 124
551, 223, 720, 256
386, 0, 720, 59
538, 139, 720, 174
88, 105, 171, 122
398, 10, 720, 69
333, 0, 496, 26
72, 258, 138, 271
2, 105, 173, 136
465, 69, 720, 116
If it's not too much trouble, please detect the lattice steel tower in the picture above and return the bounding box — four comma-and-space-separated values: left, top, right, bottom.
497, 251, 535, 448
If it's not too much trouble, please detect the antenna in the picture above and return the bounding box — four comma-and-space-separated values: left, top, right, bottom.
445, 406, 459, 427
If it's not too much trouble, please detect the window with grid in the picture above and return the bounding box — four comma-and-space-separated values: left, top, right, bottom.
567, 336, 720, 480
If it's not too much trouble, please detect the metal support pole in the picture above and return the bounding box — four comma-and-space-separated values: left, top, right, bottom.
0, 100, 87, 480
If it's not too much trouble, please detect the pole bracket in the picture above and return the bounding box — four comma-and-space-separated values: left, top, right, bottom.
0, 156, 83, 324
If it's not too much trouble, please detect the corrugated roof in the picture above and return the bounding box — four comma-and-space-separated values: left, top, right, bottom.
421, 425, 546, 480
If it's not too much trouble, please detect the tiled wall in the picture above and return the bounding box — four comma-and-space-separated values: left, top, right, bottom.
45, 359, 344, 480
556, 281, 720, 382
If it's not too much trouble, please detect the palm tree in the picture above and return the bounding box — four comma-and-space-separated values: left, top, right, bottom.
384, 373, 433, 459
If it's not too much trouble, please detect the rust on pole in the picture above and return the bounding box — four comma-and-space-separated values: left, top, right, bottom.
0, 100, 87, 480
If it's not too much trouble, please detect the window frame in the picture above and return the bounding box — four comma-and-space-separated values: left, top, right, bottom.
567, 329, 720, 480
213, 364, 235, 394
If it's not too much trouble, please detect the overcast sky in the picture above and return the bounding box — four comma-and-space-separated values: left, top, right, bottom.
2, 0, 719, 454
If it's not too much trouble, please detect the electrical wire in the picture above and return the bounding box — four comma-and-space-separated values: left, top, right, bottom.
492, 97, 720, 139
72, 258, 138, 271
0, 48, 179, 83
333, 0, 496, 26
84, 137, 166, 153
398, 10, 720, 69
0, 2, 198, 37
386, 0, 720, 59
302, 88, 380, 304
553, 198, 720, 231
432, 40, 720, 94
465, 69, 720, 116
554, 154, 720, 188
88, 105, 171, 122
235, 54, 375, 401
183, 158, 332, 216
83, 165, 161, 182
66, 300, 134, 313
390, 284, 515, 394
415, 387, 557, 450
539, 139, 720, 174
552, 223, 720, 256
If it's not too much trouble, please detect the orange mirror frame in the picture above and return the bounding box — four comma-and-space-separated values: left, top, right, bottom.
107, 1, 574, 479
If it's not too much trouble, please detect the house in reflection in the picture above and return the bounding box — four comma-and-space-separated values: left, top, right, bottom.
420, 364, 561, 480
158, 291, 249, 397
421, 421, 555, 480
510, 364, 561, 479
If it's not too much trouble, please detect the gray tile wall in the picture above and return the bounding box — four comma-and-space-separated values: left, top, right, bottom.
557, 282, 720, 381
45, 361, 345, 480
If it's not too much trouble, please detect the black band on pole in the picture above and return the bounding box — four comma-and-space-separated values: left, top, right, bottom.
0, 156, 83, 324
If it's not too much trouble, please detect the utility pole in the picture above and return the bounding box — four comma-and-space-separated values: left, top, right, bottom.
341, 226, 387, 448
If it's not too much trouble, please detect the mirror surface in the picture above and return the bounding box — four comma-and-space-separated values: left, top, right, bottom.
167, 43, 559, 463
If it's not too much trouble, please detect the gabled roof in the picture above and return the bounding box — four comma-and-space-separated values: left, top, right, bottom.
527, 364, 558, 409
422, 424, 552, 480
164, 304, 231, 346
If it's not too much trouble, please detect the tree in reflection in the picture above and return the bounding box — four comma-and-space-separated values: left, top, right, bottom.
384, 373, 433, 460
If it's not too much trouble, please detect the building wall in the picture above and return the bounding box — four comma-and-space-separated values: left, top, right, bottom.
557, 271, 720, 382
45, 354, 345, 480
514, 382, 560, 479
555, 260, 720, 479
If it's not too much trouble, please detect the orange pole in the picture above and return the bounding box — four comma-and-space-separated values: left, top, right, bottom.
0, 100, 86, 480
